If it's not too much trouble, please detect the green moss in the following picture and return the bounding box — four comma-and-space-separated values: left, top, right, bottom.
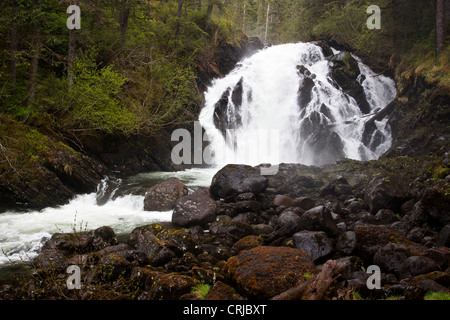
303, 272, 313, 280
432, 166, 450, 180
190, 283, 211, 300
424, 291, 450, 300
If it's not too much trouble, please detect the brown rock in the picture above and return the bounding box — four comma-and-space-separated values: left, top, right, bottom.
223, 246, 317, 299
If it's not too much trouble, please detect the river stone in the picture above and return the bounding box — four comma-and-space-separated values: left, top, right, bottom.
143, 177, 188, 211
336, 231, 356, 255
223, 246, 317, 299
364, 173, 409, 214
210, 164, 268, 202
299, 205, 339, 237
273, 210, 302, 236
399, 256, 440, 279
172, 193, 217, 228
293, 230, 334, 262
127, 224, 197, 266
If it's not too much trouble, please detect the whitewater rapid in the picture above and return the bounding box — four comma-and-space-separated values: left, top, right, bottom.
0, 169, 216, 265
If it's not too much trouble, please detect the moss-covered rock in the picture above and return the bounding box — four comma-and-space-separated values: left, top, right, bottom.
223, 246, 317, 299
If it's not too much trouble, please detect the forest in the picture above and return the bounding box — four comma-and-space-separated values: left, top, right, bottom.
0, 0, 447, 137
0, 0, 448, 209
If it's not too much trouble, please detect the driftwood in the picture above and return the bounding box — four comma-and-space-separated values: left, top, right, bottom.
271, 259, 347, 300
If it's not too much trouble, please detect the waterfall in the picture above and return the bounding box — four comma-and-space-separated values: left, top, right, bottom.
199, 42, 396, 167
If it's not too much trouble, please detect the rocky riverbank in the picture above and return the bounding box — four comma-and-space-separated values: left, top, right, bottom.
1, 154, 449, 300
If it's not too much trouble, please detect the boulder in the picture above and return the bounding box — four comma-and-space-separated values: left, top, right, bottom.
97, 253, 131, 281
209, 219, 254, 241
127, 224, 196, 266
223, 246, 317, 299
436, 224, 450, 247
364, 174, 410, 213
319, 177, 353, 198
312, 40, 334, 57
144, 178, 188, 211
355, 223, 406, 263
33, 248, 68, 272
34, 225, 118, 272
293, 230, 334, 262
231, 235, 264, 255
399, 256, 440, 279
374, 209, 399, 225
292, 197, 316, 210
420, 188, 450, 226
172, 193, 217, 228
273, 210, 302, 236
96, 243, 149, 265
210, 164, 268, 202
336, 231, 356, 255
297, 73, 315, 108
426, 247, 450, 270
299, 205, 339, 237
373, 243, 428, 278
273, 194, 293, 207
149, 272, 199, 300
205, 281, 245, 300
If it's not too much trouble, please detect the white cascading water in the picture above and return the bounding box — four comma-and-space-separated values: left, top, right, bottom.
199, 42, 396, 167
0, 42, 397, 269
0, 169, 214, 266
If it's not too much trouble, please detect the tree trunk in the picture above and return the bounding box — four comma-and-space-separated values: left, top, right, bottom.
119, 0, 130, 37
233, 0, 240, 43
9, 0, 18, 87
207, 0, 214, 17
271, 259, 348, 300
175, 0, 183, 38
26, 27, 41, 109
67, 29, 76, 90
264, 2, 270, 43
435, 0, 445, 61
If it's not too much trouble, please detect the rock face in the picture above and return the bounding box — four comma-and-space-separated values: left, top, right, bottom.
144, 178, 188, 211
210, 164, 268, 202
223, 246, 317, 299
172, 193, 217, 228
329, 51, 371, 114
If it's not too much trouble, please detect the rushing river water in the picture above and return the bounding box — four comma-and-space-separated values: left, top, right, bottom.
0, 42, 397, 274
0, 168, 218, 268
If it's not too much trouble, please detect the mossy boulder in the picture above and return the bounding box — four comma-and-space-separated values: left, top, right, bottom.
223, 246, 317, 299
127, 224, 197, 266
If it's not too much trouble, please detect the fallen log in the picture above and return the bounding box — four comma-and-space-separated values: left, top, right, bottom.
271, 259, 347, 300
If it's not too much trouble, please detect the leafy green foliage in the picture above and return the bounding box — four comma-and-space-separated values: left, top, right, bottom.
0, 0, 242, 137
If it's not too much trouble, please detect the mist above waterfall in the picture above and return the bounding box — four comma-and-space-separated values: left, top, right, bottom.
199, 42, 396, 167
